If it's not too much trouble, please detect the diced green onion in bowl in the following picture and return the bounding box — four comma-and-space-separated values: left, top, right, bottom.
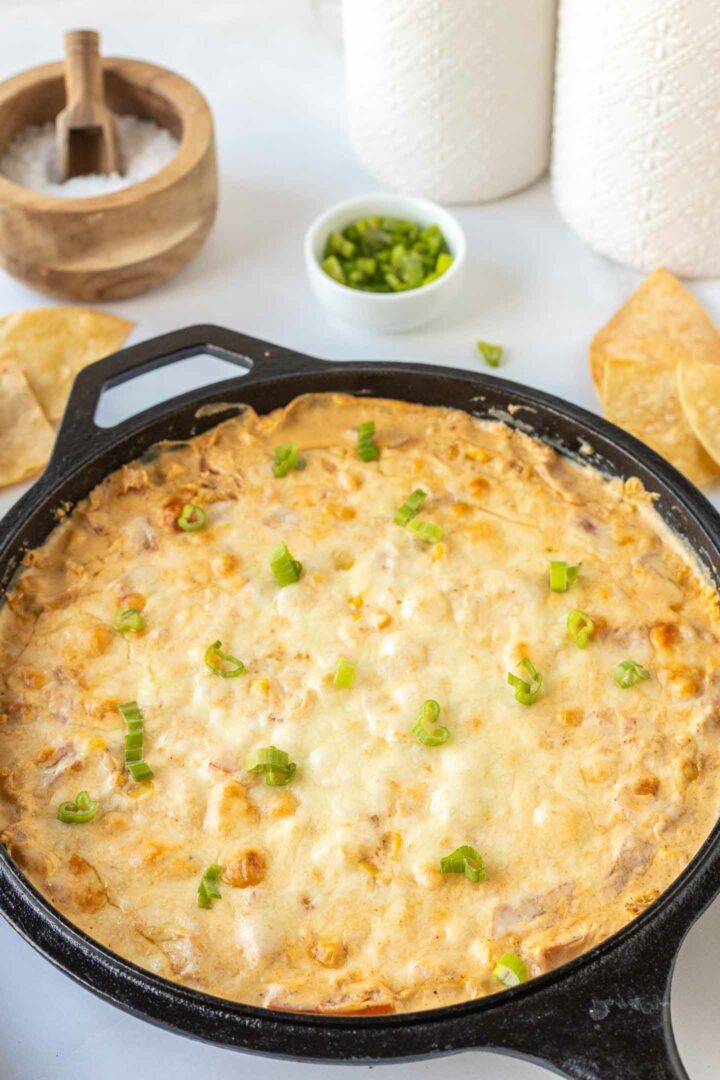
321, 218, 453, 293
304, 193, 466, 333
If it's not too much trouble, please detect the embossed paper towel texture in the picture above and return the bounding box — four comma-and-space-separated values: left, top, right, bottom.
553, 0, 720, 277
342, 0, 557, 204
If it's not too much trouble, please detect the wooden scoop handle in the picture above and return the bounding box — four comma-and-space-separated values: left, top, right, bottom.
63, 29, 104, 117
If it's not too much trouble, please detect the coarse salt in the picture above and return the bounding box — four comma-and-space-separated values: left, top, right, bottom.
0, 115, 179, 198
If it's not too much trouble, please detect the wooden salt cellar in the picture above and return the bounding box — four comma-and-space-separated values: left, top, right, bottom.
0, 57, 217, 300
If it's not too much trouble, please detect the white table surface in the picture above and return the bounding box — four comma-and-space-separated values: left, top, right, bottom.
0, 2, 719, 1077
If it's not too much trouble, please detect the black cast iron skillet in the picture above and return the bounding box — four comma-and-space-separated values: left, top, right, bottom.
1, 327, 719, 1080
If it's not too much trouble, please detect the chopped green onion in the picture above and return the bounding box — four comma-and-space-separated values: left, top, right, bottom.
357, 420, 379, 462
269, 542, 302, 586
394, 488, 427, 526
567, 609, 595, 648
334, 658, 356, 689
113, 607, 145, 634
327, 230, 355, 259
412, 699, 450, 746
273, 443, 304, 478
56, 790, 97, 824
128, 761, 154, 782
198, 863, 223, 909
493, 952, 528, 988
322, 255, 345, 284
549, 560, 580, 592
119, 700, 153, 782
118, 700, 142, 723
435, 252, 453, 276
440, 845, 485, 883
321, 217, 453, 292
614, 659, 651, 688
476, 341, 503, 368
177, 503, 207, 532
204, 640, 245, 678
407, 518, 444, 544
246, 745, 297, 786
507, 657, 543, 705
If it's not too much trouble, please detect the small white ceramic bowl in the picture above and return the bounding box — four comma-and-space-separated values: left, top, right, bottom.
304, 192, 466, 333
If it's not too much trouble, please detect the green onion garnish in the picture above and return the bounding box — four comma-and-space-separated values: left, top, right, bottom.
357, 421, 379, 462
440, 845, 485, 883
334, 658, 356, 689
56, 790, 98, 824
246, 745, 297, 786
113, 607, 145, 634
407, 518, 444, 544
177, 503, 207, 532
412, 699, 450, 746
614, 660, 651, 688
321, 218, 453, 292
269, 542, 302, 586
567, 609, 595, 648
507, 657, 543, 705
198, 863, 223, 909
273, 443, 304, 477
476, 341, 503, 368
394, 488, 427, 526
549, 560, 580, 592
119, 700, 154, 782
493, 952, 528, 988
204, 640, 245, 677
127, 761, 153, 782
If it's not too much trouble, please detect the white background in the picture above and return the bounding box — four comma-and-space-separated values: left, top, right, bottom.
0, 2, 719, 1078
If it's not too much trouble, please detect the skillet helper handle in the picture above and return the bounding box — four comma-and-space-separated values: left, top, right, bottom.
471, 907, 690, 1080
49, 325, 324, 474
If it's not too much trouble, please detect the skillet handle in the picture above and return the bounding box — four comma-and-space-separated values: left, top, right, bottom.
48, 325, 325, 475
463, 853, 720, 1080
492, 919, 688, 1080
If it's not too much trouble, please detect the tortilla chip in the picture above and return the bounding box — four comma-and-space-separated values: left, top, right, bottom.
0, 362, 55, 486
603, 356, 719, 487
0, 308, 132, 422
590, 269, 720, 397
677, 360, 720, 469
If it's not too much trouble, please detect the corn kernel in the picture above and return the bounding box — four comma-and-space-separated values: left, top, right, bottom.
127, 780, 154, 799
465, 446, 491, 463
251, 678, 270, 695
23, 670, 47, 689
469, 476, 489, 496
325, 503, 356, 520
211, 552, 238, 576
310, 940, 346, 968
268, 791, 298, 818
432, 543, 445, 561
121, 592, 146, 611
223, 849, 266, 888
385, 831, 402, 857
358, 859, 378, 877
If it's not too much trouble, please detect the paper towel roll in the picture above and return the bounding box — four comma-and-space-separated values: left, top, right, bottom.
553, 0, 720, 278
342, 0, 557, 205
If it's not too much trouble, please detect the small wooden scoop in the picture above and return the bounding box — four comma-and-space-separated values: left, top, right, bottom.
56, 29, 121, 181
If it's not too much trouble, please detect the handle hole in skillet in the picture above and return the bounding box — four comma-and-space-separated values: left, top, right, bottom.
94, 354, 250, 428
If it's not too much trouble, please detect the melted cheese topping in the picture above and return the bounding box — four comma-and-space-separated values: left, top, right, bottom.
1, 393, 719, 1014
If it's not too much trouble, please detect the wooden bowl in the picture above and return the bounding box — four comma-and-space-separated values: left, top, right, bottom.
0, 58, 218, 301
